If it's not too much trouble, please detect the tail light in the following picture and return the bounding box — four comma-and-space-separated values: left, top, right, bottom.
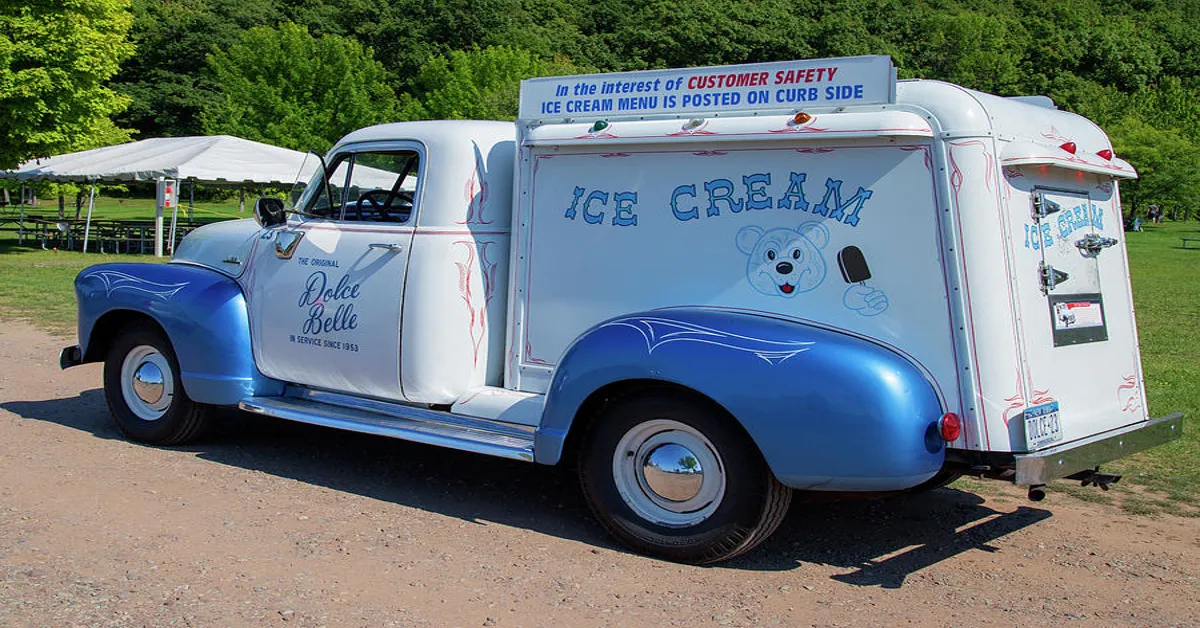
939, 413, 961, 442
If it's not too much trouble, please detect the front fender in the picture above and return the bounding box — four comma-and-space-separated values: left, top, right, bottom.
536, 308, 945, 491
76, 262, 283, 405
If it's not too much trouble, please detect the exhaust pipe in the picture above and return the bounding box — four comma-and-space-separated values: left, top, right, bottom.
1027, 484, 1047, 502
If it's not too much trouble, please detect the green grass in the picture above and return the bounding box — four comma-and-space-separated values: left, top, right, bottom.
0, 233, 162, 335
0, 204, 1195, 511
1101, 220, 1200, 515
4, 195, 250, 222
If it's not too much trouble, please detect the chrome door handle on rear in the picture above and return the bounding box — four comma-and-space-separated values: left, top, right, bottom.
368, 243, 403, 252
1075, 233, 1118, 255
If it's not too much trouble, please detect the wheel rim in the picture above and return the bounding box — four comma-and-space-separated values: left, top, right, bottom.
612, 419, 726, 528
120, 345, 174, 421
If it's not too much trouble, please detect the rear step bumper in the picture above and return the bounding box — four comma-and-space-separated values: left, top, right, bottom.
1014, 413, 1183, 485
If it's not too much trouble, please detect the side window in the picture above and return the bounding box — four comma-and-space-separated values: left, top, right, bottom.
341, 151, 420, 223
303, 160, 350, 218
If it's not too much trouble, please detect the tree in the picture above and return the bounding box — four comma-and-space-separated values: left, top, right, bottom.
0, 0, 135, 169
398, 46, 581, 121
199, 22, 398, 152
112, 0, 280, 138
1109, 116, 1200, 219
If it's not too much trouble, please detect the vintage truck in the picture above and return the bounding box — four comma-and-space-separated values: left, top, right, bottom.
61, 56, 1182, 563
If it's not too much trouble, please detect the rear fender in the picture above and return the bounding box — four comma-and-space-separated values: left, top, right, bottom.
535, 308, 946, 491
75, 262, 282, 405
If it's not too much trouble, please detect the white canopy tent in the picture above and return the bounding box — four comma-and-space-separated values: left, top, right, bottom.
8, 135, 319, 185
3, 135, 321, 255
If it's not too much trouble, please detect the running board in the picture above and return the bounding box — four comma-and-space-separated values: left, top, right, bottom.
238, 395, 535, 462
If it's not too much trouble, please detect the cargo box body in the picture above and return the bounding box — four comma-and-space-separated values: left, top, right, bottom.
510, 77, 1146, 456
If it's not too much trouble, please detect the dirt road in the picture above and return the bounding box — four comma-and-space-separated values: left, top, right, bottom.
0, 320, 1196, 627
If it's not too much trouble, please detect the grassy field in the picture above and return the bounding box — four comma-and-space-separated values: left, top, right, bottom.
1098, 220, 1199, 515
0, 211, 1195, 513
3, 195, 251, 223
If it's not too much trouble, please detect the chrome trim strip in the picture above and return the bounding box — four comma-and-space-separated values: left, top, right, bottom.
1014, 413, 1183, 485
238, 395, 535, 462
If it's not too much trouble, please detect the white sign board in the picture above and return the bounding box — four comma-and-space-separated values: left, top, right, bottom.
519, 56, 895, 120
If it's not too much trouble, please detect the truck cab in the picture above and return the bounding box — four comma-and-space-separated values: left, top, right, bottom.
62, 56, 1182, 564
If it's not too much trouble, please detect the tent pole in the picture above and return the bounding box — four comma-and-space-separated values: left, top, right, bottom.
17, 184, 25, 245
239, 186, 245, 214
155, 176, 164, 257
82, 184, 96, 253
169, 192, 180, 256
188, 180, 194, 223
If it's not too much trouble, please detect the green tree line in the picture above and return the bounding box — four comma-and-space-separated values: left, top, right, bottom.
4, 0, 1200, 216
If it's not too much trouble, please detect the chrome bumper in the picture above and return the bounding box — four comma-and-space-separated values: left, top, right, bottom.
1014, 413, 1183, 485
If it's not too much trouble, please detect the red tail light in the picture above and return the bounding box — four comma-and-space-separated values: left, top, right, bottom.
1059, 141, 1077, 154
1097, 148, 1113, 160
939, 413, 961, 442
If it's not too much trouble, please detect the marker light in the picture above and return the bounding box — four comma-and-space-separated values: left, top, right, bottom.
1059, 141, 1077, 154
1097, 148, 1113, 160
590, 120, 609, 133
791, 112, 812, 125
685, 118, 705, 129
939, 413, 961, 442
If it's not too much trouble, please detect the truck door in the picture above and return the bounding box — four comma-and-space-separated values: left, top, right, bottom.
244, 146, 421, 401
1014, 183, 1146, 450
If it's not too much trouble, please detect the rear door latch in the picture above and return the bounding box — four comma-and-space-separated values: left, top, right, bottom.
1074, 233, 1118, 255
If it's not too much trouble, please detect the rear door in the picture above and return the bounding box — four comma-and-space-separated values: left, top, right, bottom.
1013, 182, 1147, 450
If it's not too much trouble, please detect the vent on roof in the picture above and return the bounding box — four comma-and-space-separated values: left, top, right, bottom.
1006, 95, 1057, 110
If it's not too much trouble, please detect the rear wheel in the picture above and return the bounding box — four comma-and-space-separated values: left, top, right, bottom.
579, 392, 791, 564
103, 322, 210, 445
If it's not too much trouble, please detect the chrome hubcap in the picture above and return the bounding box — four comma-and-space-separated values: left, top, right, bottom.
120, 346, 174, 421
132, 362, 165, 404
642, 443, 704, 502
613, 419, 726, 528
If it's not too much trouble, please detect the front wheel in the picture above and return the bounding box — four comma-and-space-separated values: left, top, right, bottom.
579, 392, 791, 564
103, 322, 211, 445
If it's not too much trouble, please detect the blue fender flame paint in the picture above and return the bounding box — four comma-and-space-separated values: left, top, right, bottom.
536, 308, 945, 491
75, 262, 282, 405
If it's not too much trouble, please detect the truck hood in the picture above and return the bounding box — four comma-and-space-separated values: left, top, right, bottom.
171, 218, 263, 278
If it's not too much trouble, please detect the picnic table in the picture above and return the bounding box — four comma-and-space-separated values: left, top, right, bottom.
19, 216, 224, 254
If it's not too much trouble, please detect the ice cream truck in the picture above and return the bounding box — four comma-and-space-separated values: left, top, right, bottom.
61, 56, 1182, 563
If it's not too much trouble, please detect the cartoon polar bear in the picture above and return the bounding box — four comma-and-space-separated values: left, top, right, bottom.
735, 221, 888, 316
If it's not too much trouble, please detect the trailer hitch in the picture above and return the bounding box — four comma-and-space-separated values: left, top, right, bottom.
1066, 466, 1122, 491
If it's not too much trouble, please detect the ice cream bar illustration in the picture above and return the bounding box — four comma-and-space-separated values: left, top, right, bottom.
837, 246, 871, 284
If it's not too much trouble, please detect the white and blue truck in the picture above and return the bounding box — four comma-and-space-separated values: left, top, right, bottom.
61, 56, 1182, 563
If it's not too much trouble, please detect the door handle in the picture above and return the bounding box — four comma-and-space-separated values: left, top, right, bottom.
368, 243, 404, 252
1074, 233, 1118, 255
274, 229, 304, 259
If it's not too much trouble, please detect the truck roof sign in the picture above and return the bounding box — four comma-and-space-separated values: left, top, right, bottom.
519, 55, 896, 120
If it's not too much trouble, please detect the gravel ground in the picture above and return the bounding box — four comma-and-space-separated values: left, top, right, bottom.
0, 319, 1196, 627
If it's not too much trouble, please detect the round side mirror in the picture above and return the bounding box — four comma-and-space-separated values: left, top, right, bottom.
253, 197, 286, 228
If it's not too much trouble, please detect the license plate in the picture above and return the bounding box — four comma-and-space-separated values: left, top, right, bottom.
1024, 402, 1063, 450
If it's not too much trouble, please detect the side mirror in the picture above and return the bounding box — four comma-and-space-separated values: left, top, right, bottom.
253, 197, 286, 228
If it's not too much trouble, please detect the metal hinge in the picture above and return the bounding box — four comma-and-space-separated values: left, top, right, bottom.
1038, 261, 1069, 292
1032, 195, 1063, 220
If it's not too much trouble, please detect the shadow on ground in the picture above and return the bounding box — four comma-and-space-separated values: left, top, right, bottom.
4, 390, 1050, 585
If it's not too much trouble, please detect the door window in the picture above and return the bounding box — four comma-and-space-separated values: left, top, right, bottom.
300, 150, 420, 224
